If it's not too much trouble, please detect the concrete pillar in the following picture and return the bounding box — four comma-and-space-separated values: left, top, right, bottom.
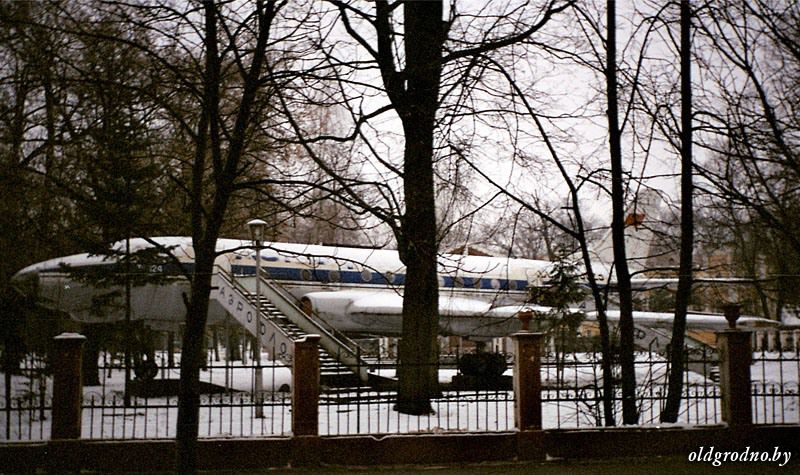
292, 334, 321, 436
51, 333, 86, 440
512, 332, 543, 431
717, 330, 752, 427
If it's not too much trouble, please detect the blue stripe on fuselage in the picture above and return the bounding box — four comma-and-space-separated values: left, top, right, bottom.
230, 264, 527, 291
31, 261, 528, 292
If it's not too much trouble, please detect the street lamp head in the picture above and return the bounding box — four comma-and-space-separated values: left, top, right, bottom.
247, 218, 267, 242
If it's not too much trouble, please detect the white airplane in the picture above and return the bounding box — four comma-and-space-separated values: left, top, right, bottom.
11, 235, 777, 340
11, 236, 547, 335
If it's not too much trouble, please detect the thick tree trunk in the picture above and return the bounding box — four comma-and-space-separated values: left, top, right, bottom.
395, 0, 444, 415
606, 0, 638, 425
661, 0, 693, 423
176, 244, 215, 474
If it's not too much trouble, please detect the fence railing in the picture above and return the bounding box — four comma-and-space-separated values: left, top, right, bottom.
2, 329, 799, 441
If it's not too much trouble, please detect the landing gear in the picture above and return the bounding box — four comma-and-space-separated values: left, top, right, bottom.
131, 324, 159, 381
457, 352, 508, 378
134, 357, 159, 381
452, 344, 511, 390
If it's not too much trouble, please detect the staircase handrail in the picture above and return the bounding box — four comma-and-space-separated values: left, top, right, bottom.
254, 270, 369, 375
213, 266, 295, 364
257, 268, 369, 358
218, 265, 369, 382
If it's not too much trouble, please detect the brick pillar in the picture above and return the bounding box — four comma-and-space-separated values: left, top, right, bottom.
717, 330, 752, 427
292, 334, 320, 436
51, 333, 86, 439
513, 332, 543, 431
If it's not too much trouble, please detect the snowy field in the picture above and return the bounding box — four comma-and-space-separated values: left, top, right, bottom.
1, 351, 798, 441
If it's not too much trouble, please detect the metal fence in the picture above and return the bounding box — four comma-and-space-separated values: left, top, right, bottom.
2, 354, 51, 441
539, 347, 723, 428
319, 352, 516, 436
752, 344, 800, 425
320, 388, 515, 435
2, 329, 800, 441
2, 351, 292, 440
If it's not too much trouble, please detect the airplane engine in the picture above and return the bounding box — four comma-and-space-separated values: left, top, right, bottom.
300, 290, 403, 335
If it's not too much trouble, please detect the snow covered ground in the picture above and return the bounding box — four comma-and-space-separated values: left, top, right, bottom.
1, 351, 797, 441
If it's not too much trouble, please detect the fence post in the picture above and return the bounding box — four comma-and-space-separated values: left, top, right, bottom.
717, 305, 752, 427
292, 334, 321, 436
512, 331, 543, 431
51, 333, 86, 440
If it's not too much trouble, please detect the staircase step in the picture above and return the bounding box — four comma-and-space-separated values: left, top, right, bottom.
221, 271, 370, 388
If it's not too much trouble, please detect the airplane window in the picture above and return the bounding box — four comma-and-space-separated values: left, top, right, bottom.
490, 279, 501, 290
454, 276, 465, 288
508, 280, 518, 290
385, 271, 395, 284
329, 270, 341, 283
438, 275, 446, 287
301, 269, 312, 281
472, 277, 482, 289
361, 269, 372, 283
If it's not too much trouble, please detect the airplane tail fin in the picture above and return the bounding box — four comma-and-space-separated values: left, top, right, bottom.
589, 189, 670, 279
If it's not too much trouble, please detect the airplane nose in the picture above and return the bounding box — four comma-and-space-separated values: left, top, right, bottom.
10, 268, 40, 297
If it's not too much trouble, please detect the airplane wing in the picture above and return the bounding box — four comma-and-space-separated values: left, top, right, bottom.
594, 309, 778, 331
302, 289, 778, 339
302, 290, 516, 337
628, 276, 764, 290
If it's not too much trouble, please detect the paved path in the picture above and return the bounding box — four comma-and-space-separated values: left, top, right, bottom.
203, 456, 795, 475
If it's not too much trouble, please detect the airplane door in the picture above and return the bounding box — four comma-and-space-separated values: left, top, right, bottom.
526, 268, 541, 287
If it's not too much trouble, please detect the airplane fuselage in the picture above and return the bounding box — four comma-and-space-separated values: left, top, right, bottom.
13, 236, 777, 338
12, 237, 552, 334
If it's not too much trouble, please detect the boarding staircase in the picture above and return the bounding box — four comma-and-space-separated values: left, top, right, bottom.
632, 324, 718, 378
211, 266, 370, 387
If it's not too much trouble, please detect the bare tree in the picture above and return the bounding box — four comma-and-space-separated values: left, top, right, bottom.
661, 0, 694, 424
30, 2, 294, 471
692, 0, 800, 320
605, 0, 638, 424
277, 0, 574, 415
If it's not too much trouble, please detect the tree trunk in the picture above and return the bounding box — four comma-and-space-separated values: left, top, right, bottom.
394, 0, 444, 415
606, 0, 638, 425
176, 244, 215, 474
81, 324, 102, 387
661, 0, 693, 423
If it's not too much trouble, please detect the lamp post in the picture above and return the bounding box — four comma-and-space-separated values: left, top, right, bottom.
248, 218, 267, 418
124, 235, 132, 407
